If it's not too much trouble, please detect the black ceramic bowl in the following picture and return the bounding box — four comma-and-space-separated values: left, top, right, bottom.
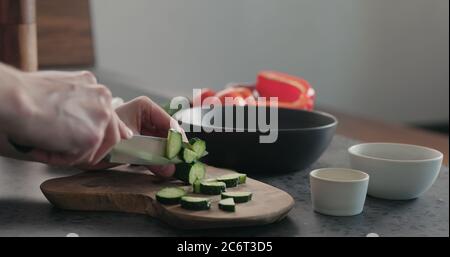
174, 106, 337, 173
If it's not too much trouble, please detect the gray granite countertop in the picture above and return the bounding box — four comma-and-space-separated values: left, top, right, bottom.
0, 70, 447, 236
0, 135, 448, 237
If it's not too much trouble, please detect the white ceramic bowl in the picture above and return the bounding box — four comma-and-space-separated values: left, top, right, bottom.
310, 168, 369, 216
349, 143, 443, 200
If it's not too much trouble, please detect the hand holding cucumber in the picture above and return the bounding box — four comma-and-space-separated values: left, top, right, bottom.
80, 96, 187, 178
84, 100, 252, 213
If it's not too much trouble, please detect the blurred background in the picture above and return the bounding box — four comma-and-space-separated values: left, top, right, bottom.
8, 0, 450, 133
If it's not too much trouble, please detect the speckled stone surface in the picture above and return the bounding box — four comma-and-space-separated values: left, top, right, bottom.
0, 135, 448, 237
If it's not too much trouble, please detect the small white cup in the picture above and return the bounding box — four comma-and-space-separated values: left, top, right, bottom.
349, 143, 443, 200
310, 168, 369, 216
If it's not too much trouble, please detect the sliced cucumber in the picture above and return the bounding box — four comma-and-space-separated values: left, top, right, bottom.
238, 173, 247, 184
189, 138, 206, 157
219, 198, 235, 212
202, 178, 218, 183
221, 191, 252, 203
200, 181, 226, 195
156, 187, 186, 205
174, 162, 206, 184
182, 142, 192, 150
193, 179, 201, 194
182, 148, 198, 163
216, 174, 240, 188
166, 129, 183, 159
180, 196, 211, 210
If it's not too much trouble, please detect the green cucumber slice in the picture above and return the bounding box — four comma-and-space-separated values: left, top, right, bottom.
221, 191, 252, 203
193, 179, 201, 194
238, 173, 247, 184
182, 148, 198, 163
200, 181, 226, 195
203, 178, 218, 183
189, 138, 206, 157
174, 162, 206, 184
216, 174, 240, 188
156, 187, 186, 205
166, 129, 183, 159
180, 196, 211, 210
219, 198, 236, 212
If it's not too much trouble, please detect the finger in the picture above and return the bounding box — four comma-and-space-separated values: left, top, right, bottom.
111, 97, 125, 109
86, 129, 105, 164
170, 118, 188, 142
77, 71, 98, 84
116, 113, 134, 139
68, 126, 104, 165
91, 84, 113, 105
90, 113, 121, 165
143, 97, 187, 141
147, 164, 175, 178
29, 149, 51, 164
30, 149, 80, 166
32, 70, 97, 85
148, 99, 173, 132
27, 140, 95, 166
84, 88, 113, 162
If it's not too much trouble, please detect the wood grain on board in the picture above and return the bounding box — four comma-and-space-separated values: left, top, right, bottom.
41, 166, 295, 229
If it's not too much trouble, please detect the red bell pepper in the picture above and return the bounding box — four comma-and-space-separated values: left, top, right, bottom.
215, 87, 254, 106
256, 71, 315, 110
192, 88, 216, 107
190, 71, 315, 111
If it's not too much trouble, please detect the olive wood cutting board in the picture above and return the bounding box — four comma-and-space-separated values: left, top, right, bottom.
40, 166, 294, 229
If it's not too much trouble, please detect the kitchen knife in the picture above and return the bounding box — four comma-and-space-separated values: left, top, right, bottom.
10, 134, 201, 166
109, 135, 183, 166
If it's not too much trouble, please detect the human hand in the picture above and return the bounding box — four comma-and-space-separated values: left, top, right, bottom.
4, 70, 133, 166
82, 96, 186, 178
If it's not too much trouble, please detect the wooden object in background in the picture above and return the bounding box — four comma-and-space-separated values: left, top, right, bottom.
41, 166, 295, 229
0, 0, 37, 71
36, 0, 94, 67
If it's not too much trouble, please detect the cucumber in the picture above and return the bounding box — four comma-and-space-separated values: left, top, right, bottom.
193, 179, 201, 194
221, 191, 252, 203
182, 141, 194, 151
180, 196, 211, 210
219, 198, 235, 212
166, 129, 183, 159
174, 162, 206, 184
182, 148, 198, 163
203, 178, 218, 183
216, 174, 240, 188
156, 187, 186, 205
189, 138, 206, 157
200, 181, 226, 195
238, 173, 247, 184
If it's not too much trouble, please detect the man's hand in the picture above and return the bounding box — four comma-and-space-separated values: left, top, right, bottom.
82, 96, 187, 178
1, 69, 133, 166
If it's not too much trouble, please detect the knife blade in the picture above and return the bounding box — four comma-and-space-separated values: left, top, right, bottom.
109, 135, 183, 166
